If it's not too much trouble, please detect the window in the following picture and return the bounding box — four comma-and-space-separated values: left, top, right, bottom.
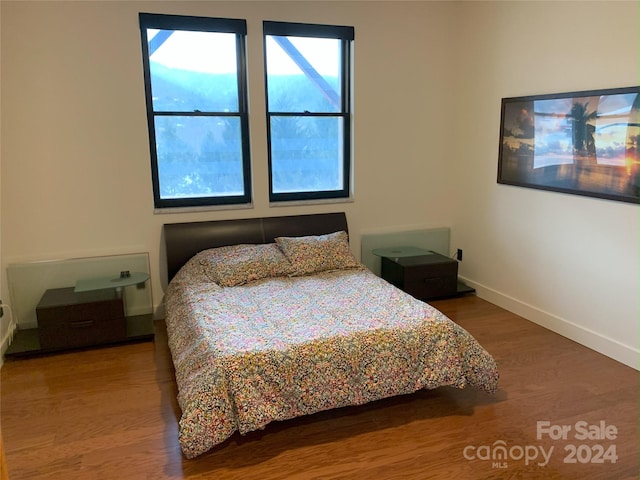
264, 21, 354, 202
139, 13, 251, 209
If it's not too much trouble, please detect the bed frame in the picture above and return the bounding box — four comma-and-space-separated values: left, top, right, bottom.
163, 212, 349, 282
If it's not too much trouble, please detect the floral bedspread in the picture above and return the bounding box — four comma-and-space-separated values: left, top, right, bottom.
165, 266, 499, 458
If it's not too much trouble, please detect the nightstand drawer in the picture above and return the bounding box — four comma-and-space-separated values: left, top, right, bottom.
403, 276, 458, 299
402, 262, 457, 282
38, 313, 126, 350
36, 287, 126, 350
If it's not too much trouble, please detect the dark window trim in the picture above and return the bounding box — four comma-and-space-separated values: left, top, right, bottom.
263, 20, 353, 40
139, 13, 252, 209
140, 13, 246, 34
264, 21, 353, 203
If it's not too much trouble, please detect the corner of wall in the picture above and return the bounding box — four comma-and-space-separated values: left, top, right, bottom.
461, 276, 640, 371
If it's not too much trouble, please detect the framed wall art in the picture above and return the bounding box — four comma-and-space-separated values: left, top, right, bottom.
497, 86, 640, 204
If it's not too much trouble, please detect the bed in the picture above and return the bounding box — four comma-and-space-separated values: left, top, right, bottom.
163, 212, 499, 459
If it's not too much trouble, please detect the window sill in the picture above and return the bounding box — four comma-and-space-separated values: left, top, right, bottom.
153, 203, 254, 215
269, 196, 354, 208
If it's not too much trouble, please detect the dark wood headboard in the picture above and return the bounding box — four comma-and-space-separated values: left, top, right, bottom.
163, 212, 348, 282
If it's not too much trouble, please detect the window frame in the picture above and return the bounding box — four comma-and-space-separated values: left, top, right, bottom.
263, 21, 354, 203
139, 13, 252, 209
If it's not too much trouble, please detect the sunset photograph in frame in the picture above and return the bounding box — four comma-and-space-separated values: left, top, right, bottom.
498, 86, 640, 204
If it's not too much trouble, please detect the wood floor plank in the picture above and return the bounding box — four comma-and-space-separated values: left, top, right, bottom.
1, 296, 637, 479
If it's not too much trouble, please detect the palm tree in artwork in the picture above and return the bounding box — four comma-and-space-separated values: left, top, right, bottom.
567, 101, 598, 155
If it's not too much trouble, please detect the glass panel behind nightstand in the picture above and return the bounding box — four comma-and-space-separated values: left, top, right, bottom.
371, 246, 433, 258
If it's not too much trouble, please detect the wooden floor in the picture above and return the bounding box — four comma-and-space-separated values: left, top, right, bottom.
1, 296, 638, 479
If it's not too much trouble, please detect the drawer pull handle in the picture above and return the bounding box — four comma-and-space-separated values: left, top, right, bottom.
70, 320, 94, 328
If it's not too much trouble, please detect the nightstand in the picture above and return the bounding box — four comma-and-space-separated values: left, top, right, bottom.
374, 247, 474, 300
5, 263, 154, 359
36, 287, 127, 351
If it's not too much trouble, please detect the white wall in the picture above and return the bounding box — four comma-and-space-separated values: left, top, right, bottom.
1, 1, 638, 368
451, 1, 639, 368
0, 1, 457, 319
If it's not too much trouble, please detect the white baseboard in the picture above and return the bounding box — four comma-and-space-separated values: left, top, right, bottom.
460, 276, 639, 371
